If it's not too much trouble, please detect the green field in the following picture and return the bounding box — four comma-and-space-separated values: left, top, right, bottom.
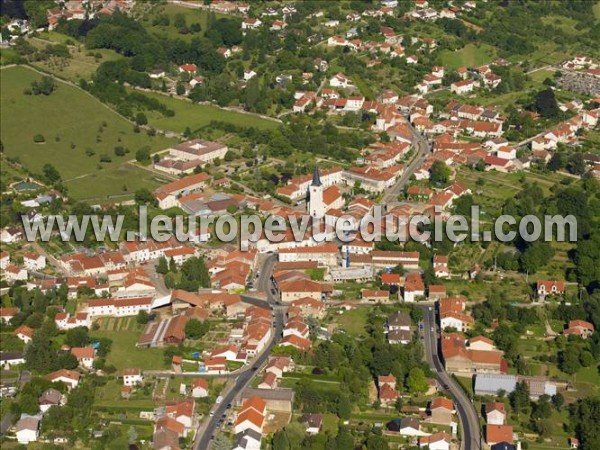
130, 88, 281, 133
91, 317, 168, 371
438, 43, 496, 69
0, 66, 174, 201
140, 3, 229, 42
30, 35, 124, 83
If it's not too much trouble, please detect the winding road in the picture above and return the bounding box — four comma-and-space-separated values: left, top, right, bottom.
419, 304, 482, 450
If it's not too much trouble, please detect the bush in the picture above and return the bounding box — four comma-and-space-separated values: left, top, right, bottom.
33, 134, 45, 143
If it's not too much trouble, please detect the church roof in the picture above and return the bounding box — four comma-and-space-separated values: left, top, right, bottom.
311, 166, 322, 187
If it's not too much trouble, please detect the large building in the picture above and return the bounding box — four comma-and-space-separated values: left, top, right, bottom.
154, 139, 228, 175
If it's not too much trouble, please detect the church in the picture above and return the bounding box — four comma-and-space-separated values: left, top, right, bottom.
308, 166, 326, 218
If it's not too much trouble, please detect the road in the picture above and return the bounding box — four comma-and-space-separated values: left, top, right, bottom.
194, 254, 282, 450
382, 122, 431, 205
419, 305, 481, 450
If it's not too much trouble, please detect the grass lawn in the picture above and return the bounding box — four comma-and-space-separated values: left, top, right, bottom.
438, 43, 496, 69
95, 378, 155, 409
0, 66, 175, 201
91, 317, 168, 371
595, 2, 600, 19
129, 89, 280, 133
529, 68, 557, 84
333, 307, 370, 336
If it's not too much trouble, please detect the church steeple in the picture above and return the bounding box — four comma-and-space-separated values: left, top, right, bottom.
311, 165, 322, 187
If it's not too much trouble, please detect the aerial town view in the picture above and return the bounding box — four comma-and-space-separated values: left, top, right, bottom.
0, 0, 599, 449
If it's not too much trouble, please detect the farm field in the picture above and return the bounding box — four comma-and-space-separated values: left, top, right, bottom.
0, 66, 174, 201
438, 43, 497, 69
130, 88, 281, 133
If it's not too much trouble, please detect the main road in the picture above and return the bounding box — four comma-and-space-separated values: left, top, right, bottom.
194, 254, 282, 450
382, 122, 431, 206
419, 305, 481, 450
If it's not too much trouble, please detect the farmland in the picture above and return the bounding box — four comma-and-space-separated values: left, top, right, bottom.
0, 66, 174, 201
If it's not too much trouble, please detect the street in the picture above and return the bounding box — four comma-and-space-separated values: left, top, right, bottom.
419, 305, 481, 450
193, 254, 282, 449
382, 122, 430, 205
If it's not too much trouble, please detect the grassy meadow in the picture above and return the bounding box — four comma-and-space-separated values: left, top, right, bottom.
0, 66, 174, 201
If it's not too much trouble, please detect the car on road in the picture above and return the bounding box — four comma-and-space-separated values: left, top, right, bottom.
226, 403, 232, 409
209, 411, 214, 417
216, 396, 223, 404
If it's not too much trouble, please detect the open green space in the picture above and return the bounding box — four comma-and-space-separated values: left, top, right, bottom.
438, 43, 497, 69
332, 307, 370, 336
0, 66, 174, 201
128, 88, 280, 133
92, 317, 168, 371
140, 3, 229, 42
29, 33, 123, 82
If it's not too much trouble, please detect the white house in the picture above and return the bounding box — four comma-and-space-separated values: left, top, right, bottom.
0, 251, 10, 270
191, 379, 209, 398
451, 79, 477, 94
23, 253, 46, 271
46, 369, 81, 391
122, 368, 144, 386
329, 73, 353, 88
242, 17, 262, 30
71, 347, 95, 369
16, 416, 40, 444
419, 432, 451, 450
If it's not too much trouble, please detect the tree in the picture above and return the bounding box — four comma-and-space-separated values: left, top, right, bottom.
534, 88, 559, 118
177, 257, 210, 291
135, 112, 148, 126
65, 326, 90, 347
336, 394, 352, 420
509, 381, 530, 413
272, 430, 290, 450
185, 319, 210, 339
136, 310, 149, 325
135, 147, 151, 162
42, 163, 61, 183
567, 153, 586, 175
406, 367, 428, 394
211, 434, 232, 450
430, 161, 451, 186
134, 188, 157, 206
552, 393, 565, 411
156, 256, 169, 274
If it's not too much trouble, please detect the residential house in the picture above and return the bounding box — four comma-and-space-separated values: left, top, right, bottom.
38, 388, 63, 413
428, 397, 455, 425
16, 416, 40, 444
419, 432, 452, 450
15, 325, 33, 344
486, 425, 513, 446
301, 413, 323, 434
122, 368, 144, 386
485, 402, 506, 425
191, 379, 209, 398
71, 347, 95, 369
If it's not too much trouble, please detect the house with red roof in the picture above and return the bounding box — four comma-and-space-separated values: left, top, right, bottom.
564, 320, 595, 339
